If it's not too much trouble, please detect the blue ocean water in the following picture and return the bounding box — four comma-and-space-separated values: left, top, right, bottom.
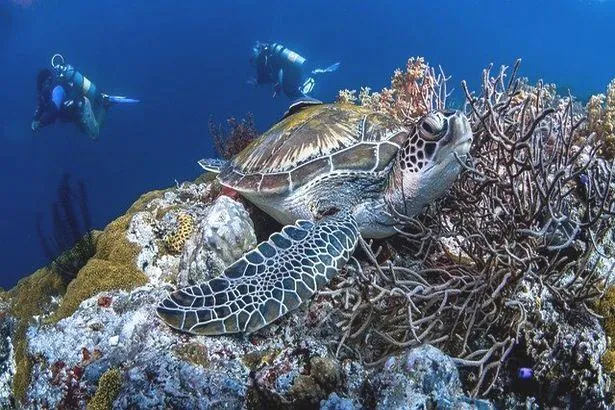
0, 0, 613, 289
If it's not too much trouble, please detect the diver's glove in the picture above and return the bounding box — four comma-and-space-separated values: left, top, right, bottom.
31, 120, 40, 133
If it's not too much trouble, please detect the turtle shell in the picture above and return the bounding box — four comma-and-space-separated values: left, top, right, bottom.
218, 103, 408, 194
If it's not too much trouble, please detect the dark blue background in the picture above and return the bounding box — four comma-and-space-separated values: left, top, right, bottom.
1, 0, 614, 289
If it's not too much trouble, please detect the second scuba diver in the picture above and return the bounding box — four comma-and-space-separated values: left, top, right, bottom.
32, 54, 140, 140
249, 41, 340, 101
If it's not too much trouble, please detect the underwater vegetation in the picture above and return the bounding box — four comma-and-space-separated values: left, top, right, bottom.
208, 113, 258, 160
332, 58, 615, 403
585, 79, 615, 160
35, 173, 96, 282
337, 57, 448, 124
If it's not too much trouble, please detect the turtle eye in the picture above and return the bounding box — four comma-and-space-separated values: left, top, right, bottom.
419, 112, 445, 140
421, 122, 434, 134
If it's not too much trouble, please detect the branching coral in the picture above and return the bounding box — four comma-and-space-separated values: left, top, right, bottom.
586, 80, 615, 160
208, 113, 258, 160
326, 59, 615, 399
336, 57, 449, 125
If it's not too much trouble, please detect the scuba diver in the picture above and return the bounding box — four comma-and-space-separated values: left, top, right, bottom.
31, 54, 140, 140
248, 41, 340, 101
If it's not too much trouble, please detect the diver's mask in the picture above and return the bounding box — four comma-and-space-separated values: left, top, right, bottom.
250, 42, 268, 66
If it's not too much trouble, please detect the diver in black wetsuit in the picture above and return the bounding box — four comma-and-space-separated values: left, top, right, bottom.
32, 54, 140, 140
249, 41, 340, 101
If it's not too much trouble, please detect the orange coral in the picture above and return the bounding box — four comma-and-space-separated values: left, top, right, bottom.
337, 57, 446, 125
208, 113, 258, 160
586, 79, 615, 160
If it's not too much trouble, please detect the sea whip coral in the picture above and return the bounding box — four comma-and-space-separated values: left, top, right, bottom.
329, 59, 615, 399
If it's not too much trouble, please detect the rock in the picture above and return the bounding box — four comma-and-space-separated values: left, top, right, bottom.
370, 345, 493, 410
310, 356, 340, 392
320, 392, 357, 410
108, 335, 119, 346
178, 195, 256, 286
511, 280, 609, 408
0, 309, 15, 408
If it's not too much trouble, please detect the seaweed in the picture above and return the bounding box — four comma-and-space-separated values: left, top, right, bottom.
208, 113, 258, 159
36, 173, 96, 282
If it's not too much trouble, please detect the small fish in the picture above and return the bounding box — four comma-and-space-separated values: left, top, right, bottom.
517, 367, 533, 379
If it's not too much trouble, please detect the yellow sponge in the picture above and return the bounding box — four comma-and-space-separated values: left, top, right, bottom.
165, 213, 194, 253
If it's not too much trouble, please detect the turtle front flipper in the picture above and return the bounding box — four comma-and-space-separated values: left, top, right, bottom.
157, 211, 360, 335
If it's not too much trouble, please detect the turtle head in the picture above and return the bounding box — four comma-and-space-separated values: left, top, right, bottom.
387, 110, 473, 217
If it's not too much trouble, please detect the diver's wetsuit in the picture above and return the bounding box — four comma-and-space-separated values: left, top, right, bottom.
34, 84, 75, 126
251, 42, 340, 101
254, 42, 307, 99
33, 70, 104, 139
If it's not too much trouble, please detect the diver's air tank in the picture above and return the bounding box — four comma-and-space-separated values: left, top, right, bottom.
59, 64, 100, 101
51, 54, 100, 102
271, 43, 306, 68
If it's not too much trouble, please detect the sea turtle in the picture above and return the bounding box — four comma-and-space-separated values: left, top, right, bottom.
157, 102, 473, 335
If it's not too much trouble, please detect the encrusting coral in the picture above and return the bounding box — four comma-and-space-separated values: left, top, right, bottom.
597, 286, 615, 372
86, 368, 122, 410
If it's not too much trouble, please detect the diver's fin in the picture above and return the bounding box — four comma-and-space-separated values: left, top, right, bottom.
300, 77, 315, 95
102, 94, 141, 104
198, 158, 228, 174
311, 62, 340, 75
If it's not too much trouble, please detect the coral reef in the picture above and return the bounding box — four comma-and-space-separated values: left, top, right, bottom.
337, 57, 448, 125
163, 212, 194, 253
0, 301, 15, 408
586, 79, 615, 159
332, 58, 615, 405
1, 58, 614, 408
86, 368, 121, 410
0, 178, 498, 409
369, 345, 492, 409
208, 113, 258, 159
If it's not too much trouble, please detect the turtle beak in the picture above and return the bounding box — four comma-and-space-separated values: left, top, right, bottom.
450, 112, 473, 152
